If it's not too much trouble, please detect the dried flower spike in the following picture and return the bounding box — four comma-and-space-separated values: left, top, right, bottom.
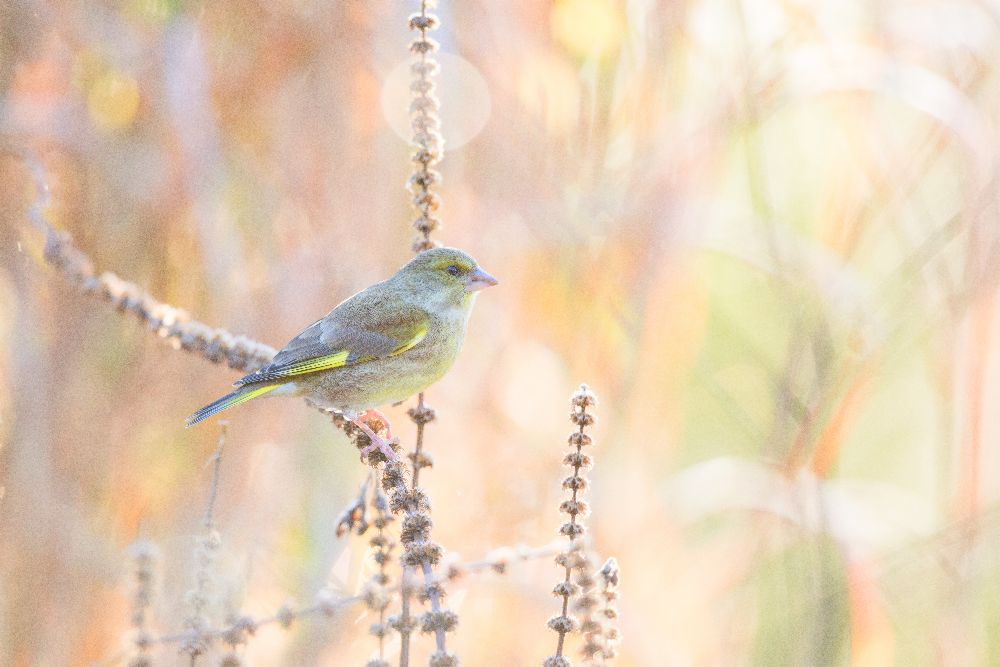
596, 558, 622, 661
335, 475, 371, 537
126, 540, 158, 666
365, 482, 396, 665
546, 384, 600, 666
408, 0, 444, 253
381, 452, 457, 664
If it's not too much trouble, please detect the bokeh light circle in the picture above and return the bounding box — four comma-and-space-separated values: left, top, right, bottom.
380, 52, 491, 151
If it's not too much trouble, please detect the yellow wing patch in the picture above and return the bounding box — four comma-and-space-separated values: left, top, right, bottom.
392, 325, 427, 355
250, 324, 427, 382
272, 349, 352, 376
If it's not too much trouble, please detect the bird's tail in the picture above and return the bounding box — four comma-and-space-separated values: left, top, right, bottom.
186, 383, 280, 427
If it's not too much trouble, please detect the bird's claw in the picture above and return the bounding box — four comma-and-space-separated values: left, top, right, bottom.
351, 416, 400, 464
359, 408, 393, 440
359, 436, 400, 464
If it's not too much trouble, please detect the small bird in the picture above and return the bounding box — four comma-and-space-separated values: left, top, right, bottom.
186, 247, 497, 462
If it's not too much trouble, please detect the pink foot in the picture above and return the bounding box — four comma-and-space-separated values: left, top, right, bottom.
359, 408, 393, 440
353, 418, 400, 463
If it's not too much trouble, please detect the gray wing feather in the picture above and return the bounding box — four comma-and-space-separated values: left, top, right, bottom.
234, 288, 426, 386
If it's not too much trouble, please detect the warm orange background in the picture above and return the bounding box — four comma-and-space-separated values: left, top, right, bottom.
4, 1, 1000, 665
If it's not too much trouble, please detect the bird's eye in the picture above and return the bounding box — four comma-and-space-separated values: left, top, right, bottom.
446, 265, 461, 276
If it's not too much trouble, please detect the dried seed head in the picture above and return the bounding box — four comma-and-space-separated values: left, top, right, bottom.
412, 130, 443, 151
409, 449, 435, 471
402, 541, 443, 567
389, 487, 430, 514
412, 238, 439, 253
582, 638, 605, 657
389, 612, 418, 633
571, 385, 598, 408
420, 609, 458, 634
410, 79, 435, 95
411, 60, 441, 77
429, 652, 459, 667
413, 216, 442, 235
570, 410, 595, 427
407, 169, 442, 191
335, 497, 367, 538
408, 13, 440, 30
412, 190, 442, 210
219, 652, 244, 667
411, 95, 441, 117
412, 148, 441, 166
568, 432, 593, 448
400, 513, 433, 544
600, 557, 620, 588
562, 475, 589, 492
554, 547, 585, 569
362, 582, 391, 612
563, 451, 593, 469
543, 657, 572, 667
485, 546, 514, 573
419, 581, 446, 603
408, 403, 436, 424
276, 603, 295, 629
381, 462, 407, 491
560, 522, 587, 538
220, 615, 257, 646
410, 38, 440, 54
559, 499, 590, 516
553, 581, 579, 597
315, 589, 340, 617
369, 533, 392, 548
547, 614, 577, 634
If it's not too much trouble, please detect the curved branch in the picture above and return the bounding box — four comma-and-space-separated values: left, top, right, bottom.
13, 148, 277, 375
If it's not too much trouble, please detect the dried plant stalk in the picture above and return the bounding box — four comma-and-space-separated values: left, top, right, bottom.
363, 478, 397, 667
181, 424, 229, 662
407, 0, 444, 254
394, 2, 458, 665
11, 148, 277, 375
545, 385, 599, 667
126, 540, 158, 667
381, 459, 457, 667
594, 558, 621, 663
442, 542, 564, 581
574, 553, 600, 662
45, 226, 276, 373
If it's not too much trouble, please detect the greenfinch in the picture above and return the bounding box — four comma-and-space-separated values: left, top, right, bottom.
186, 247, 498, 461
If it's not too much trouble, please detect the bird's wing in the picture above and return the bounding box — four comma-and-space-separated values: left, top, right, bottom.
235, 295, 428, 386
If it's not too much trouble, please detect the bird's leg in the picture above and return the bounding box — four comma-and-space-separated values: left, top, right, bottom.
352, 418, 400, 463
358, 408, 393, 440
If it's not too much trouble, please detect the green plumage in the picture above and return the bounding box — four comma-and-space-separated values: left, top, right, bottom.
187, 247, 496, 427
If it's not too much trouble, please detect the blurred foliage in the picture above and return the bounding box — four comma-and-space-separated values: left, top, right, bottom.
4, 0, 1000, 665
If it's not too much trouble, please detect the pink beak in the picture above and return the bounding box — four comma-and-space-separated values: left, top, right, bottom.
465, 266, 499, 292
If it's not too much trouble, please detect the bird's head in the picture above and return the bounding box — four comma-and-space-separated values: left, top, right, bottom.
394, 247, 498, 308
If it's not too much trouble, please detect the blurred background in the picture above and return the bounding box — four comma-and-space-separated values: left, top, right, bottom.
4, 0, 1000, 664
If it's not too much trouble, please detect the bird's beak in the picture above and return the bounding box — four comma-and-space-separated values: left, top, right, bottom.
465, 266, 499, 293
